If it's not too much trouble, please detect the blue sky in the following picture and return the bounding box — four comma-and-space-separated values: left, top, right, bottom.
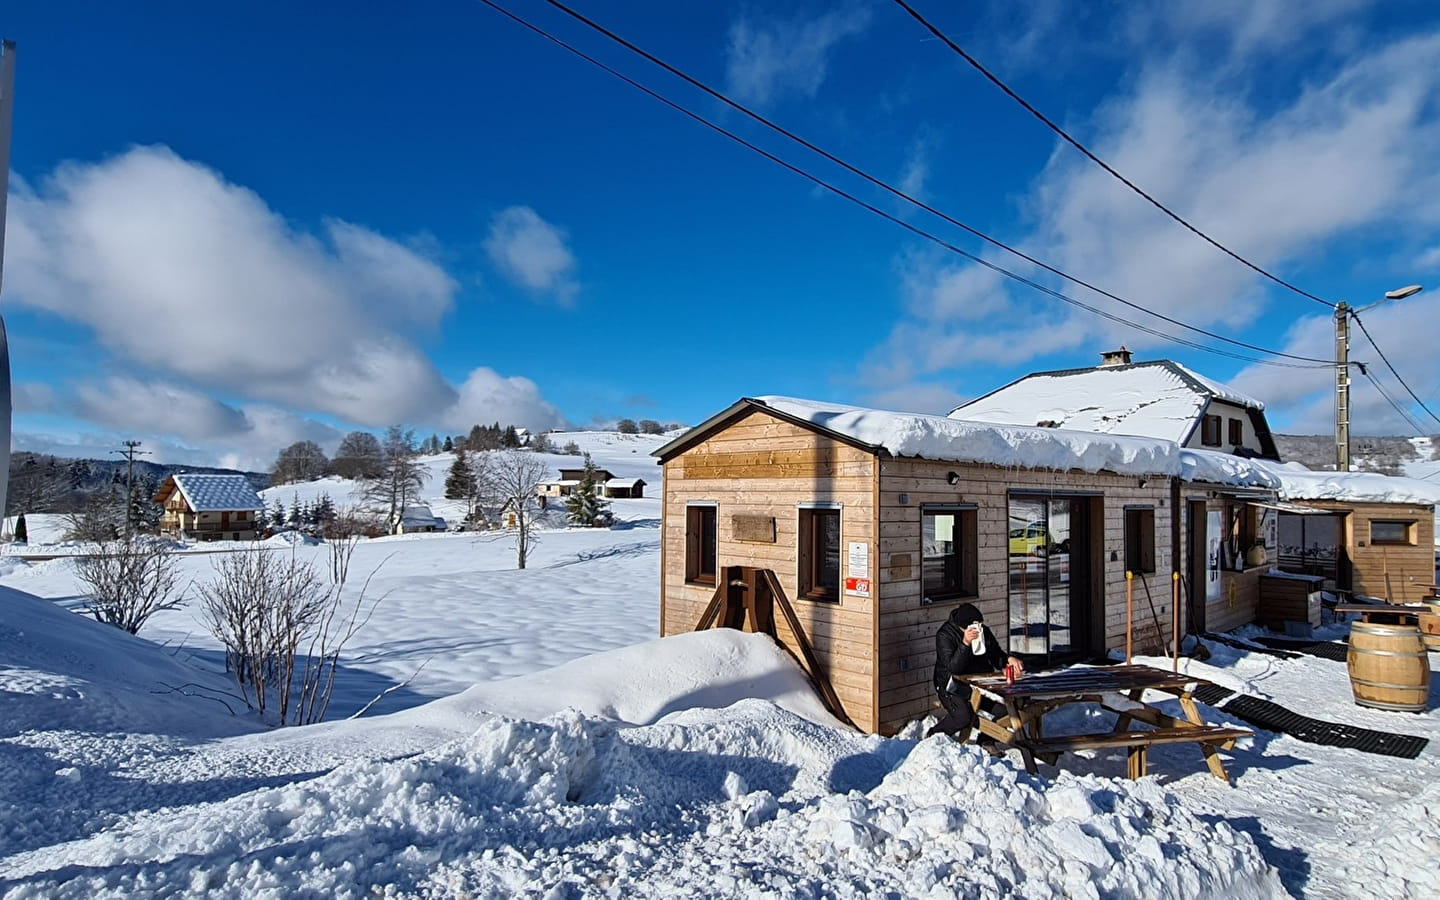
3, 0, 1440, 470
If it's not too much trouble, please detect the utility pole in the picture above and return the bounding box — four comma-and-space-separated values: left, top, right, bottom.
0, 41, 18, 526
1335, 285, 1423, 473
1334, 301, 1351, 472
114, 440, 149, 537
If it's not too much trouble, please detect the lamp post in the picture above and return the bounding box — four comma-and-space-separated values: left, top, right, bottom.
1335, 284, 1423, 471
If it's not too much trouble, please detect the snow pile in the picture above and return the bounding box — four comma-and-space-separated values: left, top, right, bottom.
0, 703, 1283, 899
754, 396, 1182, 476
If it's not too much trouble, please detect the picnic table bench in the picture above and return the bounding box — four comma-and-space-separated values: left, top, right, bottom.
1334, 602, 1427, 623
959, 664, 1251, 782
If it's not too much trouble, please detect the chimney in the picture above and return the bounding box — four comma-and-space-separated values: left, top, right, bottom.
1099, 346, 1133, 367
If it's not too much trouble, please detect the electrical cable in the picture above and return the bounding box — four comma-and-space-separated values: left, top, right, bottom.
484, 0, 1334, 368
478, 0, 1329, 369
889, 0, 1337, 311
1356, 366, 1428, 436
1349, 312, 1440, 428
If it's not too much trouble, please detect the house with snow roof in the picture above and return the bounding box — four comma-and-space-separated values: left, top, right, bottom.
654, 395, 1191, 734
392, 505, 446, 535
953, 348, 1280, 460
955, 348, 1438, 612
538, 467, 647, 500
153, 473, 264, 542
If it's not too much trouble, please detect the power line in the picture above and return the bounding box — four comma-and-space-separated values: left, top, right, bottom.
888, 0, 1338, 312
1356, 365, 1428, 436
1349, 311, 1440, 427
483, 0, 1333, 369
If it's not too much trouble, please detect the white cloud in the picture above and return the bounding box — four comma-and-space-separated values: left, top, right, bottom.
72, 377, 250, 439
7, 145, 461, 427
1417, 245, 1440, 270
441, 367, 565, 434
483, 206, 578, 304
864, 28, 1440, 433
725, 5, 872, 107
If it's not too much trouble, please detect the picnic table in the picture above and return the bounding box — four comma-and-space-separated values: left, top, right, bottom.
959, 664, 1251, 782
1334, 602, 1427, 623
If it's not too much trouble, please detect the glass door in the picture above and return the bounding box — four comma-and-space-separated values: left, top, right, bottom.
1007, 496, 1086, 661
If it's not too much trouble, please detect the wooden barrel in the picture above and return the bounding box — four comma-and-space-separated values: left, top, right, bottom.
1419, 600, 1440, 653
1347, 622, 1430, 712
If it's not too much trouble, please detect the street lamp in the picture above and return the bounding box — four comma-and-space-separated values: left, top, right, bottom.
1335, 284, 1423, 471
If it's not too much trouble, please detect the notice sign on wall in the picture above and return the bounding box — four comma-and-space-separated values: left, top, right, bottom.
845, 542, 871, 598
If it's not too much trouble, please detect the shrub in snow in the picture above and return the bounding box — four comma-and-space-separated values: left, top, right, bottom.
72, 535, 185, 634
196, 536, 385, 725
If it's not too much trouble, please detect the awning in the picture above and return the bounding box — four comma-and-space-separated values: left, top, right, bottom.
1247, 500, 1334, 515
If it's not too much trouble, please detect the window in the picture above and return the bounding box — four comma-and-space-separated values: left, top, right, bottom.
1201, 414, 1222, 447
1228, 418, 1243, 446
685, 505, 718, 585
798, 508, 841, 600
1224, 501, 1259, 570
1371, 520, 1415, 545
922, 506, 978, 601
1124, 507, 1156, 574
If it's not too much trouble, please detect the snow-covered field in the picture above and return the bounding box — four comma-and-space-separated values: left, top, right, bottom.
1, 432, 1437, 897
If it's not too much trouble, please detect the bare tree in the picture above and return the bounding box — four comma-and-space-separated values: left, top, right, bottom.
356, 426, 428, 530
331, 431, 385, 480
73, 536, 186, 634
272, 440, 330, 485
491, 449, 548, 569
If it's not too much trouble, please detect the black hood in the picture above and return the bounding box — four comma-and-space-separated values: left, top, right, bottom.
948, 603, 984, 627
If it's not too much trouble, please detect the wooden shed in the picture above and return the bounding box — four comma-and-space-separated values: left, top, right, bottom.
654, 396, 1187, 735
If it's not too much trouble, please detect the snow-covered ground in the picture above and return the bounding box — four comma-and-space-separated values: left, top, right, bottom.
1, 433, 1437, 897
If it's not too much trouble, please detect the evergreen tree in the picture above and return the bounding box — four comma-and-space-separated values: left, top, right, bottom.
502, 425, 521, 448
445, 448, 476, 500
312, 493, 337, 530
443, 436, 454, 452
288, 494, 305, 529
14, 513, 28, 543
565, 453, 610, 527
271, 499, 286, 529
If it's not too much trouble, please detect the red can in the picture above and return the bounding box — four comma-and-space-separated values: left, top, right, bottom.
1004, 663, 1018, 684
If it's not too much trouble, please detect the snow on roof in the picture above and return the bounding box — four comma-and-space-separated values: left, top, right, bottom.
173, 474, 264, 512
1177, 450, 1440, 505
755, 396, 1182, 477
604, 477, 645, 488
1256, 461, 1440, 506
951, 360, 1262, 443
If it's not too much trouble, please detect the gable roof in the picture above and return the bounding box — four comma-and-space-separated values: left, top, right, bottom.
654, 396, 1182, 477
166, 474, 264, 512
951, 360, 1271, 450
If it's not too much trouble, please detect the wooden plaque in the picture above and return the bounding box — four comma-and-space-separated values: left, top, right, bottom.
732, 515, 777, 543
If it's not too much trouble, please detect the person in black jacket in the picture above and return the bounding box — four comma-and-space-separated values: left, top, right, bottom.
927, 603, 1025, 743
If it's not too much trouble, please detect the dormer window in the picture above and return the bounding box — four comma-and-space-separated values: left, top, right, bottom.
1201, 414, 1222, 447
1228, 418, 1243, 446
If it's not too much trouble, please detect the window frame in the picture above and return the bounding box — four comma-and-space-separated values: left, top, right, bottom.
797, 504, 842, 602
920, 504, 979, 603
1370, 520, 1416, 546
1123, 505, 1156, 575
1201, 414, 1222, 447
684, 503, 718, 586
1227, 417, 1244, 446
1224, 500, 1260, 571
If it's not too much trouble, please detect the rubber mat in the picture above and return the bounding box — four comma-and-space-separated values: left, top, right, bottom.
1189, 683, 1428, 759
1252, 637, 1351, 662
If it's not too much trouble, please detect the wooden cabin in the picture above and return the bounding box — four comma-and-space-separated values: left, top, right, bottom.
154, 473, 264, 542
654, 396, 1190, 735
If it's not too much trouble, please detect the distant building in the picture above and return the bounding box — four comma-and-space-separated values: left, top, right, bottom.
154, 474, 264, 542
953, 348, 1280, 460
537, 467, 646, 500
392, 505, 445, 534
